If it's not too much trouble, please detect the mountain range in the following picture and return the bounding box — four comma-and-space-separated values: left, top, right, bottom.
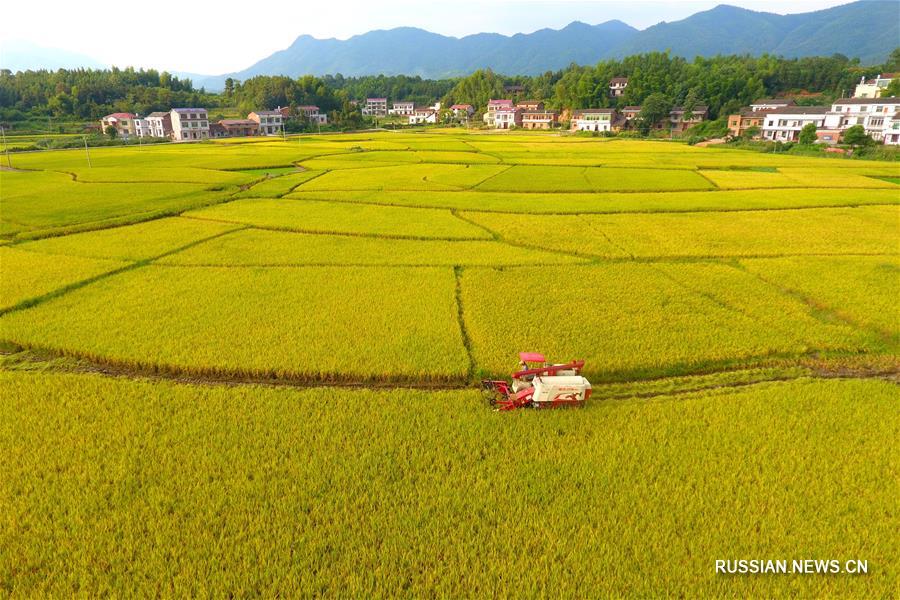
3, 1, 897, 90
188, 1, 898, 89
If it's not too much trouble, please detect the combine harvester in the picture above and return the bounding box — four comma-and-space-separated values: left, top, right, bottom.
482, 352, 592, 411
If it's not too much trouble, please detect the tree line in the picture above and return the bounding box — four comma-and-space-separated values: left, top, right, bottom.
3, 49, 898, 127
443, 49, 900, 120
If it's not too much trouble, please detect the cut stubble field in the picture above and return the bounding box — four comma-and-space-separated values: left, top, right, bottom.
1, 131, 898, 596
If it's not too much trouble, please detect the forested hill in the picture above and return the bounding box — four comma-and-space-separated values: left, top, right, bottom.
189, 1, 899, 89
4, 50, 899, 127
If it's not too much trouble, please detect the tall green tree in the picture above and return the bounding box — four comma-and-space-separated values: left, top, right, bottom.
638, 93, 672, 134
842, 124, 871, 146
798, 123, 818, 145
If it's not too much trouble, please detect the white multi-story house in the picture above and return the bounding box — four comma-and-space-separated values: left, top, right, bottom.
882, 112, 900, 145
483, 99, 513, 126
570, 108, 618, 132
389, 101, 415, 116
609, 77, 628, 97
760, 106, 829, 141
170, 108, 209, 141
853, 73, 897, 98
133, 117, 152, 138
493, 107, 521, 129
824, 97, 900, 141
362, 98, 388, 117
297, 105, 327, 124
248, 110, 283, 135
408, 107, 437, 125
145, 112, 173, 138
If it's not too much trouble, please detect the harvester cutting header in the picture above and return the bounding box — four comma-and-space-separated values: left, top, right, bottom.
482, 352, 592, 411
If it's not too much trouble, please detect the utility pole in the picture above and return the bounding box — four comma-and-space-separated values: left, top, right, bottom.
83, 136, 92, 167
0, 126, 11, 168
281, 122, 286, 141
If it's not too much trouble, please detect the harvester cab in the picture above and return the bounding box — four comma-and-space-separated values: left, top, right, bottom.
483, 352, 592, 411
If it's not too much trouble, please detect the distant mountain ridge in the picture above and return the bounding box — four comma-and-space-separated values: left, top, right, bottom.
186, 1, 897, 89
4, 1, 897, 90
230, 20, 638, 82
1, 40, 107, 72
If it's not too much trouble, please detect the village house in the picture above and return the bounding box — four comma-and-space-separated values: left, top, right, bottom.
277, 105, 327, 125
728, 99, 795, 138
570, 108, 619, 132
727, 109, 767, 138
504, 85, 525, 96
362, 98, 388, 117
219, 119, 259, 137
760, 106, 829, 141
483, 99, 514, 126
248, 110, 283, 135
609, 77, 628, 97
516, 100, 544, 111
169, 108, 209, 141
208, 122, 228, 138
389, 101, 415, 116
408, 107, 438, 125
99, 112, 136, 137
449, 104, 474, 118
145, 112, 172, 138
750, 98, 796, 111
621, 106, 641, 124
882, 112, 900, 145
853, 73, 897, 98
669, 105, 708, 133
493, 106, 522, 129
133, 117, 152, 138
299, 105, 327, 124
521, 109, 558, 129
824, 97, 900, 141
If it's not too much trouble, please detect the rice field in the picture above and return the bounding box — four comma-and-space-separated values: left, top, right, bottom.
1, 372, 896, 597
463, 205, 899, 257
1, 131, 897, 596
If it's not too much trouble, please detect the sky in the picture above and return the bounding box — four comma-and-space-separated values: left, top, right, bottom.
0, 0, 858, 75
